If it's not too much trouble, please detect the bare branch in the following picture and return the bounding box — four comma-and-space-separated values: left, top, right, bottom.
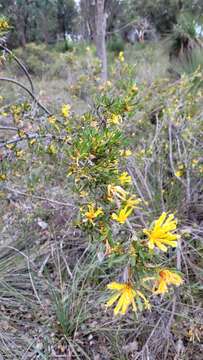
0, 77, 52, 116
0, 43, 35, 93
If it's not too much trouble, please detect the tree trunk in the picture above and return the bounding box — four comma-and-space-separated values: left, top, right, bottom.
80, 0, 108, 81
80, 0, 96, 41
95, 0, 107, 81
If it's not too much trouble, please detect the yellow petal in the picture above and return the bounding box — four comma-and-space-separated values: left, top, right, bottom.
121, 296, 131, 314
168, 272, 183, 286
155, 241, 168, 252
136, 290, 148, 303
148, 240, 155, 250
107, 282, 125, 291
161, 239, 177, 247
125, 206, 133, 217
106, 293, 121, 307
155, 280, 168, 294
131, 298, 137, 312
155, 212, 167, 228
114, 293, 125, 315
111, 213, 118, 221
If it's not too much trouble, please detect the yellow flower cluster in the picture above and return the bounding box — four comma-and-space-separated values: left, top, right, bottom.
118, 51, 124, 63
0, 174, 7, 181
66, 91, 183, 318
175, 164, 185, 178
111, 206, 133, 224
0, 18, 10, 31
105, 240, 124, 256
61, 104, 71, 118
108, 113, 122, 125
106, 267, 183, 315
107, 179, 140, 225
107, 184, 127, 202
106, 211, 182, 315
119, 149, 132, 157
119, 171, 132, 185
84, 203, 103, 225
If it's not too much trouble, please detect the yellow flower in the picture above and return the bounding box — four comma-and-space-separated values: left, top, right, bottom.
131, 84, 138, 93
48, 143, 57, 155
129, 243, 137, 257
48, 115, 57, 125
175, 164, 185, 177
143, 212, 180, 252
107, 184, 127, 202
0, 18, 10, 31
111, 206, 133, 224
125, 196, 141, 209
119, 172, 132, 186
16, 150, 24, 158
192, 159, 199, 168
61, 104, 71, 118
29, 138, 36, 145
199, 165, 203, 174
6, 144, 15, 150
188, 325, 201, 343
48, 116, 60, 131
109, 113, 122, 125
105, 240, 124, 256
79, 190, 89, 198
175, 170, 183, 177
0, 174, 6, 181
124, 100, 133, 112
105, 80, 112, 88
18, 130, 26, 138
120, 149, 132, 157
98, 222, 109, 236
153, 269, 183, 294
106, 282, 150, 315
118, 51, 124, 63
85, 204, 103, 224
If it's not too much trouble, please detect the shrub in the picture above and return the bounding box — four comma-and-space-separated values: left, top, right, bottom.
174, 47, 203, 76
169, 13, 202, 61
108, 35, 125, 54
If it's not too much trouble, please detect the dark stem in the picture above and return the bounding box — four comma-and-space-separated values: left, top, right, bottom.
0, 43, 34, 93
0, 77, 52, 116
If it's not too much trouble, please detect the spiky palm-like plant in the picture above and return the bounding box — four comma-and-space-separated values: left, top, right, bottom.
169, 13, 202, 61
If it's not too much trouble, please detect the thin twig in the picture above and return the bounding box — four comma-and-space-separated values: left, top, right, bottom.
0, 132, 41, 149
168, 122, 186, 188
0, 126, 19, 131
0, 77, 52, 115
0, 43, 35, 93
134, 301, 173, 360
5, 186, 75, 208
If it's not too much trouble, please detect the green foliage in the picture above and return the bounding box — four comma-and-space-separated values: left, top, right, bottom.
174, 47, 203, 76
10, 43, 70, 77
0, 32, 203, 359
129, 0, 180, 33
1, 0, 78, 47
108, 35, 125, 54
170, 13, 200, 51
